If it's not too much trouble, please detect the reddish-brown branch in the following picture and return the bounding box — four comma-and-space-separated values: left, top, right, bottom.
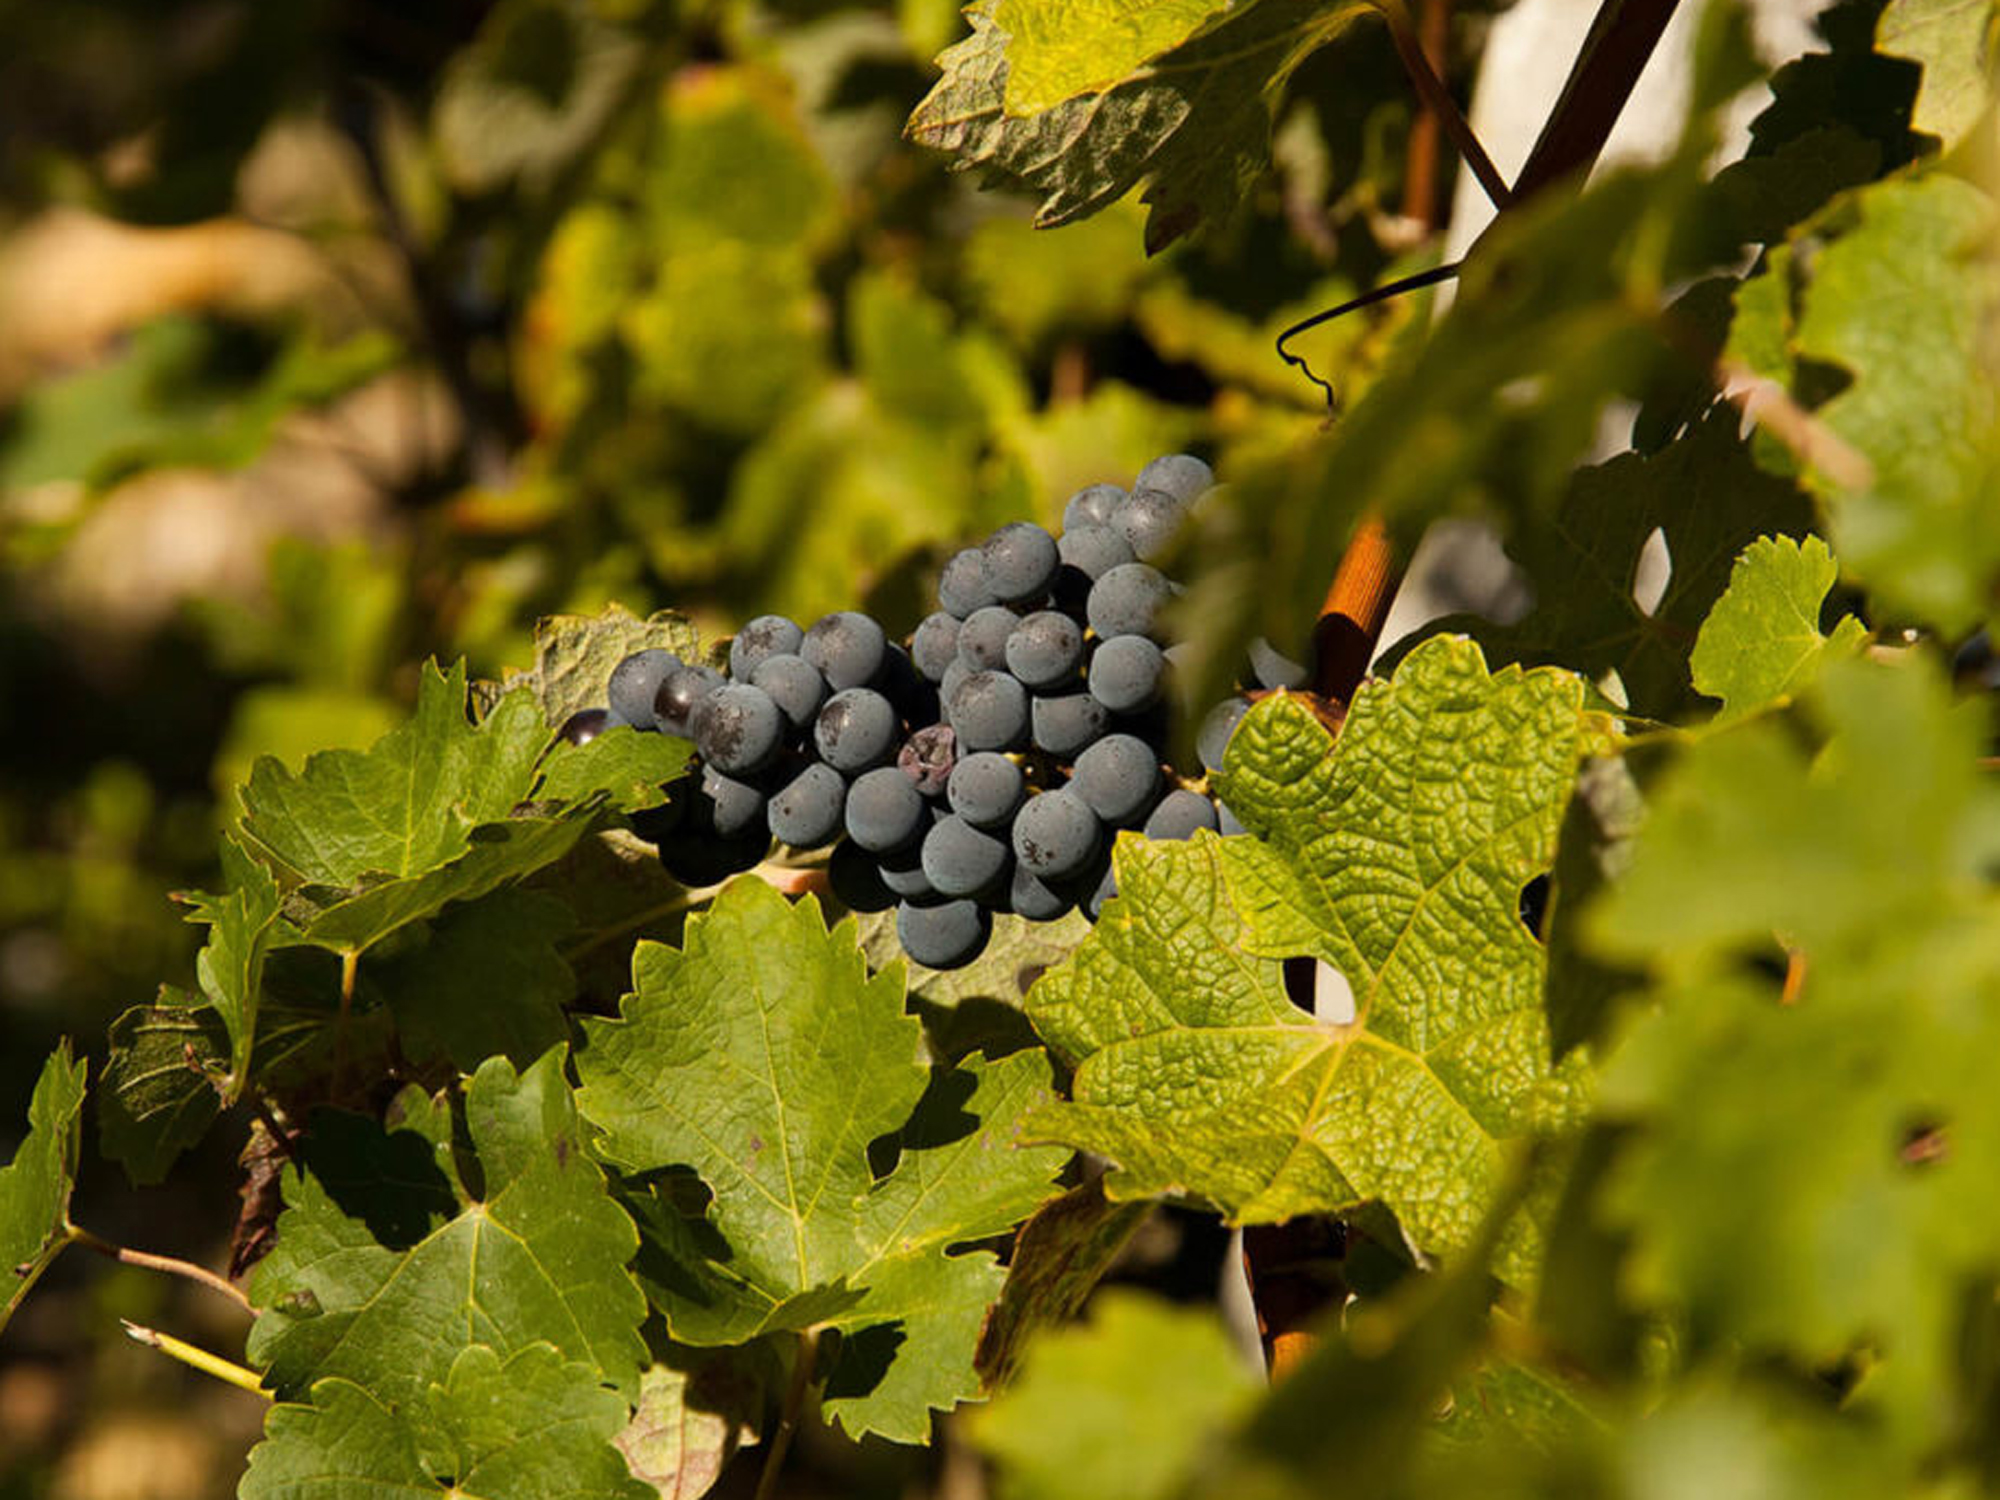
1311, 516, 1401, 705
1510, 0, 1683, 204
1399, 0, 1453, 228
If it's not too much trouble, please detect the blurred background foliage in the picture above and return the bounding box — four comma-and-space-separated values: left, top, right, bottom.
0, 0, 1458, 1493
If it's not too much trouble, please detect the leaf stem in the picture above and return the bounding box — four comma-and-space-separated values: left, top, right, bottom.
1377, 0, 1510, 211
121, 1320, 269, 1397
68, 1225, 253, 1312
753, 1327, 821, 1500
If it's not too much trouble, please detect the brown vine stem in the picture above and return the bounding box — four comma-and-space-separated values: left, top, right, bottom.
1312, 516, 1402, 706
68, 1225, 253, 1312
753, 1327, 821, 1500
1378, 0, 1510, 212
1399, 0, 1453, 228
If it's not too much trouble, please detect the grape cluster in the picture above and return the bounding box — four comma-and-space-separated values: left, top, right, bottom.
567, 453, 1308, 969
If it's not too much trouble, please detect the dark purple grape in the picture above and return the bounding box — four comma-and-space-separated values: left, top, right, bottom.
1062, 483, 1126, 532
701, 765, 767, 837
1112, 487, 1186, 562
982, 522, 1060, 605
1072, 733, 1160, 825
958, 606, 1020, 671
829, 838, 895, 912
1249, 637, 1308, 691
729, 615, 804, 679
1008, 866, 1072, 921
1134, 453, 1213, 503
939, 549, 996, 618
1143, 789, 1221, 841
1087, 634, 1165, 713
803, 612, 888, 691
815, 689, 898, 773
1057, 525, 1136, 582
768, 762, 846, 847
1197, 696, 1251, 772
609, 649, 682, 728
846, 766, 926, 852
749, 653, 827, 733
1006, 611, 1084, 690
911, 612, 961, 682
1086, 563, 1173, 640
692, 684, 784, 774
921, 815, 1010, 898
559, 707, 613, 745
897, 898, 991, 969
1031, 692, 1109, 758
946, 751, 1023, 829
1011, 788, 1100, 880
947, 670, 1029, 751
654, 664, 725, 737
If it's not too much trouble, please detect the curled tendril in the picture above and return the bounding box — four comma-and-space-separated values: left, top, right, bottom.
1274, 261, 1465, 410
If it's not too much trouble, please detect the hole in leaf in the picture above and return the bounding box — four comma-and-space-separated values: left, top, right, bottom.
1518, 875, 1550, 942
1282, 957, 1357, 1023
1633, 528, 1671, 617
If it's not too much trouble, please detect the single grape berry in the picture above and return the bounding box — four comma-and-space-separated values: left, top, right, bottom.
729, 615, 804, 679
1133, 452, 1213, 503
609, 649, 683, 729
896, 898, 991, 970
828, 838, 895, 912
749, 652, 826, 732
814, 688, 898, 773
1088, 634, 1165, 713
1217, 800, 1248, 836
938, 549, 997, 618
946, 751, 1023, 829
693, 684, 784, 775
768, 761, 847, 847
1062, 483, 1126, 532
1249, 637, 1308, 691
1086, 562, 1173, 640
1011, 788, 1101, 879
898, 723, 957, 797
1072, 733, 1160, 825
845, 766, 926, 853
982, 522, 1060, 605
878, 836, 938, 899
559, 707, 613, 745
947, 670, 1029, 751
1113, 487, 1186, 562
922, 815, 1010, 898
957, 605, 1020, 671
1008, 866, 1072, 921
1006, 611, 1084, 690
654, 663, 725, 737
1031, 692, 1109, 758
701, 766, 768, 838
911, 612, 962, 682
1057, 524, 1136, 582
1197, 695, 1251, 772
803, 611, 888, 691
1143, 788, 1221, 841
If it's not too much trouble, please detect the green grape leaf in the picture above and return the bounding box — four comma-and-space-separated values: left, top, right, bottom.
576, 880, 1069, 1441
1589, 655, 2000, 1437
645, 65, 836, 252
538, 724, 689, 814
98, 997, 230, 1185
1877, 0, 1999, 148
973, 1177, 1153, 1389
968, 1291, 1260, 1500
510, 606, 705, 731
0, 1043, 87, 1333
363, 890, 576, 1074
989, 0, 1248, 115
1688, 534, 1868, 722
907, 0, 1368, 251
242, 1344, 651, 1500
1027, 637, 1603, 1283
614, 1348, 767, 1500
1399, 408, 1817, 721
247, 1048, 647, 1414
1726, 174, 2000, 632
187, 835, 283, 1099
433, 0, 643, 196
238, 660, 548, 887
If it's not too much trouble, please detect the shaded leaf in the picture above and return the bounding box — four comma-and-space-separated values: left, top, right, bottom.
576, 880, 1069, 1440
0, 1044, 87, 1334
98, 998, 230, 1186
614, 1348, 767, 1500
248, 1048, 648, 1413
243, 1344, 651, 1500
511, 607, 705, 731
1877, 0, 1999, 147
